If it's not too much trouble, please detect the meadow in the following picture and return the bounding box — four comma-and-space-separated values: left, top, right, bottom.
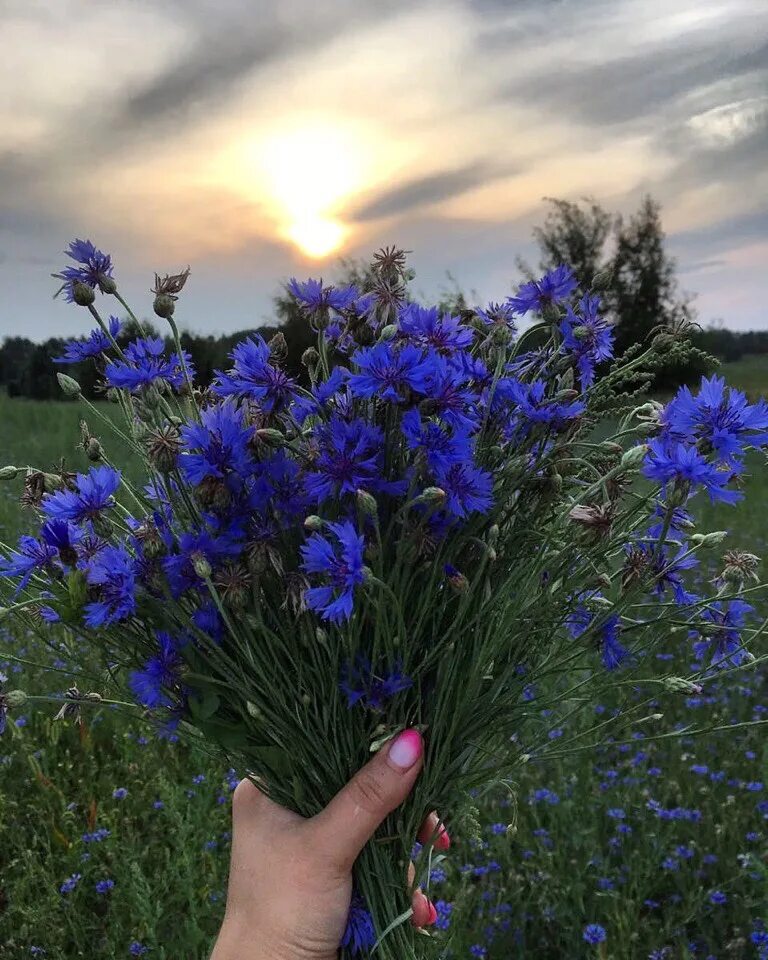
1, 364, 767, 960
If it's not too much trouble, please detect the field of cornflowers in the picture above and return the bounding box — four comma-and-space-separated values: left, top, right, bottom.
0, 384, 767, 960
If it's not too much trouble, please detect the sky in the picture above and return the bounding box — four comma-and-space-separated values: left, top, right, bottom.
1, 0, 766, 342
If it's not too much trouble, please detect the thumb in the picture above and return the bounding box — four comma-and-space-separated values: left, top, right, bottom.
309, 728, 423, 874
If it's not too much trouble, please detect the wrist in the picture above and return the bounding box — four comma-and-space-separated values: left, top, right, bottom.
211, 917, 337, 960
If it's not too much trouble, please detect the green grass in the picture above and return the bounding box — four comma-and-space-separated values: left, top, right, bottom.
1, 391, 768, 958
719, 354, 768, 399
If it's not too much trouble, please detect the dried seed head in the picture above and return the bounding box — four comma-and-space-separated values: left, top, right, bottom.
153, 293, 176, 319
214, 562, 252, 609
152, 267, 191, 297
195, 476, 231, 513
282, 572, 310, 616
146, 423, 182, 473
569, 503, 614, 537
622, 547, 650, 590
716, 550, 761, 587
267, 331, 288, 362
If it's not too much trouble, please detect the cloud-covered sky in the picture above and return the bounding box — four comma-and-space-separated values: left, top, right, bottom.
1, 0, 766, 341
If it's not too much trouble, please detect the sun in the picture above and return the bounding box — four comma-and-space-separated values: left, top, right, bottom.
252, 119, 368, 258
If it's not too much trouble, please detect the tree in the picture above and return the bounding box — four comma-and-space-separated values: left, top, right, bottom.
524, 195, 694, 357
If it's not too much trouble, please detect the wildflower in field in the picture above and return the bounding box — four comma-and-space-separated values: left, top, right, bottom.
583, 923, 607, 945
113, 787, 128, 800
341, 892, 376, 956
691, 599, 755, 669
709, 890, 727, 905
84, 545, 136, 627
129, 632, 184, 709
300, 520, 366, 622
643, 440, 740, 504
53, 239, 114, 302
559, 294, 614, 387
55, 315, 121, 364
0, 536, 58, 593
340, 656, 412, 710
42, 466, 121, 524
348, 342, 434, 402
128, 943, 149, 956
507, 265, 576, 314
179, 399, 255, 490
95, 878, 115, 894
288, 278, 359, 315
59, 872, 82, 894
105, 337, 192, 393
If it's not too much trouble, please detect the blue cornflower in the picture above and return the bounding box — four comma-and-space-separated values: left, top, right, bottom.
180, 399, 255, 489
95, 878, 115, 895
435, 459, 493, 518
399, 304, 474, 352
420, 356, 480, 432
505, 379, 584, 432
662, 375, 768, 466
129, 632, 183, 709
435, 899, 453, 931
692, 599, 754, 669
60, 872, 82, 894
129, 943, 149, 956
305, 416, 389, 502
340, 655, 413, 709
105, 337, 192, 393
301, 520, 366, 623
341, 892, 376, 956
348, 342, 434, 402
53, 239, 114, 301
43, 466, 121, 523
84, 545, 136, 627
470, 947, 487, 958
55, 316, 121, 364
625, 541, 699, 605
600, 616, 630, 671
583, 924, 607, 945
0, 535, 58, 592
643, 439, 739, 504
507, 266, 576, 314
475, 300, 517, 332
113, 787, 128, 800
292, 367, 349, 423
709, 890, 727, 905
531, 788, 560, 805
214, 336, 296, 413
288, 278, 359, 314
607, 808, 626, 819
162, 521, 243, 596
40, 519, 83, 565
559, 294, 614, 387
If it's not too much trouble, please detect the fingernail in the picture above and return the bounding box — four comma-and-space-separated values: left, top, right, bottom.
387, 729, 423, 771
435, 826, 451, 851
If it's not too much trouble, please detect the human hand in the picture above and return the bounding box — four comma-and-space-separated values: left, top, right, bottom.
210, 728, 447, 960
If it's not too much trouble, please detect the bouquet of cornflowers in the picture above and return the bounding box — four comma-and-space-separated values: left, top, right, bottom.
2, 240, 767, 958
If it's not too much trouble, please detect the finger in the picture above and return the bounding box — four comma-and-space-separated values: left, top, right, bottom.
310, 729, 423, 874
231, 777, 300, 835
417, 810, 450, 851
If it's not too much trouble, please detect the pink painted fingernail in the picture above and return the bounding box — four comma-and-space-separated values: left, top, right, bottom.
387, 729, 423, 771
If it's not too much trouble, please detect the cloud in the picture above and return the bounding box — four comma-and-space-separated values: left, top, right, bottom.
350, 163, 513, 222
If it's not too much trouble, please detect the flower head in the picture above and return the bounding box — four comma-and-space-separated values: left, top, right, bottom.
508, 266, 576, 314
55, 316, 121, 364
300, 520, 365, 623
43, 466, 121, 523
399, 304, 474, 352
341, 892, 376, 956
583, 923, 607, 945
305, 416, 389, 503
340, 656, 413, 709
105, 337, 192, 393
288, 278, 359, 314
84, 545, 137, 627
215, 336, 296, 413
348, 342, 434, 402
53, 239, 114, 302
643, 440, 740, 504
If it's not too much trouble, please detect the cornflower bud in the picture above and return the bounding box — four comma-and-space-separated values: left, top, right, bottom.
191, 553, 212, 579
377, 324, 398, 342
5, 689, 28, 708
663, 677, 703, 695
267, 331, 288, 361
417, 487, 446, 505
356, 489, 378, 518
153, 293, 176, 319
84, 437, 103, 462
57, 373, 82, 398
445, 564, 468, 594
255, 428, 285, 447
304, 515, 324, 532
301, 346, 320, 373
0, 466, 18, 480
691, 531, 727, 549
72, 281, 95, 306
620, 444, 648, 469
591, 268, 613, 291
99, 276, 117, 295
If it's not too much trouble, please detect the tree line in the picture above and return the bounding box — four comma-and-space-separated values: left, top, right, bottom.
1, 196, 763, 401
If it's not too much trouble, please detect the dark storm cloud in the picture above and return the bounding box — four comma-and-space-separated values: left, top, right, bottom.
351, 163, 510, 222
500, 36, 768, 127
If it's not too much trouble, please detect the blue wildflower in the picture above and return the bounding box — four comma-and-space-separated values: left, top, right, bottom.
288, 278, 359, 314
340, 655, 413, 709
507, 265, 576, 314
43, 466, 121, 523
435, 459, 493, 518
53, 239, 114, 302
709, 890, 727, 905
180, 399, 255, 489
435, 899, 453, 931
95, 878, 115, 895
129, 632, 184, 709
55, 316, 121, 364
505, 379, 584, 433
60, 872, 82, 894
643, 440, 740, 504
600, 616, 630, 671
292, 367, 349, 423
692, 599, 754, 669
420, 356, 480, 432
583, 923, 607, 945
559, 294, 614, 387
348, 342, 433, 402
341, 892, 376, 956
475, 301, 517, 332
214, 336, 296, 413
0, 535, 58, 592
113, 787, 128, 800
301, 520, 366, 623
305, 416, 388, 502
162, 522, 243, 596
40, 519, 83, 565
399, 304, 474, 352
105, 337, 192, 393
84, 545, 136, 627
129, 943, 149, 956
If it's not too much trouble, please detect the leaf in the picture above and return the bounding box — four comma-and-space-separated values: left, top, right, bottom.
372, 906, 414, 953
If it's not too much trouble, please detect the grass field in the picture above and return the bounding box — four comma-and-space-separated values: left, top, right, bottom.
1, 373, 768, 959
